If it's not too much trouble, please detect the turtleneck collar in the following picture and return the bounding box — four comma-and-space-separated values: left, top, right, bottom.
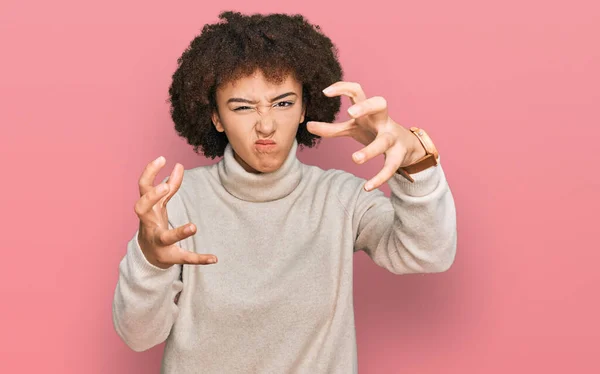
217, 139, 303, 202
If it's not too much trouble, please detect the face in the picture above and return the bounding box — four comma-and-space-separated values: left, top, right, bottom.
211, 69, 306, 174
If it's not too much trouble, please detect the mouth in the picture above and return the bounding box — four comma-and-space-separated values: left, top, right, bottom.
255, 139, 277, 152
255, 140, 276, 145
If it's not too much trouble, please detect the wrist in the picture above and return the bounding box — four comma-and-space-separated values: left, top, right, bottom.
396, 127, 440, 183
403, 134, 427, 166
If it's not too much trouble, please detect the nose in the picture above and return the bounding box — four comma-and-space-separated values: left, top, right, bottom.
255, 106, 276, 135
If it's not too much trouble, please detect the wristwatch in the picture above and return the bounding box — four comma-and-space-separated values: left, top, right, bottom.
396, 127, 439, 183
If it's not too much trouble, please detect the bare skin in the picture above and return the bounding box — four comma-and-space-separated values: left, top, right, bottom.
134, 156, 217, 269
307, 81, 427, 191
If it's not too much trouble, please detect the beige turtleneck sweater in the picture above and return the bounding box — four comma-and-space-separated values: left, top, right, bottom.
112, 139, 457, 373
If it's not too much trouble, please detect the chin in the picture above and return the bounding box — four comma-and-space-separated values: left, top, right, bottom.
252, 157, 284, 173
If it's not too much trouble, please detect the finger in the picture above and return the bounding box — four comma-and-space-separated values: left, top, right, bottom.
134, 182, 171, 218
157, 222, 197, 247
306, 118, 355, 138
175, 248, 218, 265
155, 246, 218, 266
322, 81, 367, 105
163, 163, 184, 205
139, 156, 166, 196
364, 152, 404, 192
347, 96, 388, 124
352, 132, 395, 165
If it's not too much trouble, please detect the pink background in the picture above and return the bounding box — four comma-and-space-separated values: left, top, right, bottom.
1, 0, 599, 372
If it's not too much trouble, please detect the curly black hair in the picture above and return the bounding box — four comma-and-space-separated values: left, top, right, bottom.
168, 11, 344, 159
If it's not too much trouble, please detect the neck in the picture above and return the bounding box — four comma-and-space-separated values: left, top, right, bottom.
217, 139, 303, 202
233, 151, 261, 174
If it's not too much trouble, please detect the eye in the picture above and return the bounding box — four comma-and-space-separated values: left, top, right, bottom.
275, 101, 294, 108
233, 106, 252, 111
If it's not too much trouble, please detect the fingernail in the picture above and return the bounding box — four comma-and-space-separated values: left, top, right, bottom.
348, 107, 360, 116
185, 225, 194, 234
322, 87, 333, 95
364, 183, 373, 191
154, 156, 164, 164
209, 258, 217, 264
353, 153, 364, 162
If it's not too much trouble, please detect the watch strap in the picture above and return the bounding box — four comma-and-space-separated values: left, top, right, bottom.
396, 127, 439, 183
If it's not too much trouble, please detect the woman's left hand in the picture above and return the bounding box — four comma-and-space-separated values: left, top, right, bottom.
307, 81, 427, 191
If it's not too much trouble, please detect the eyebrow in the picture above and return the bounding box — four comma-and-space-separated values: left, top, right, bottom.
226, 92, 297, 104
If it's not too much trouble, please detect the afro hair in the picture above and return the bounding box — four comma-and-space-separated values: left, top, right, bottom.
168, 10, 344, 158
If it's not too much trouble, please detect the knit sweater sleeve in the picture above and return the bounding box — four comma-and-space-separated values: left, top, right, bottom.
349, 158, 457, 274
111, 189, 185, 352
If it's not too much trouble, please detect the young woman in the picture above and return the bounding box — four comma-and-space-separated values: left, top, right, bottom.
112, 10, 457, 373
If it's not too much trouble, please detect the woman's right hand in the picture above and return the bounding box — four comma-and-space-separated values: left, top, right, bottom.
134, 156, 218, 269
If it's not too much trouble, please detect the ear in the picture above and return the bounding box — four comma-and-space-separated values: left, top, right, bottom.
212, 111, 225, 132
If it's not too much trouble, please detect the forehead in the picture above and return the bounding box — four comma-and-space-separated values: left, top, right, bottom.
218, 69, 301, 96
